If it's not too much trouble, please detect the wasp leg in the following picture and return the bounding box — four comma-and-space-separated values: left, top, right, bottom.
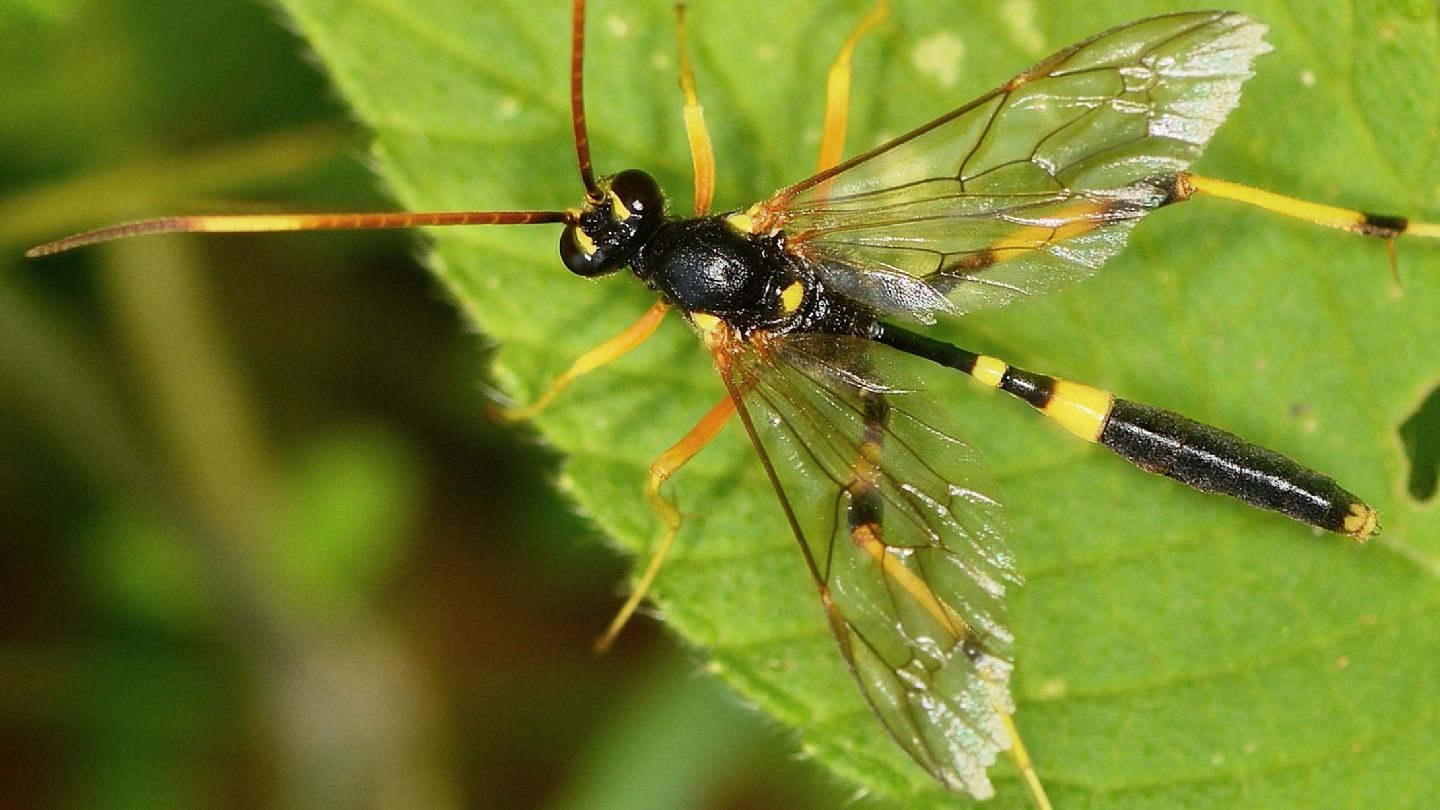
997, 710, 1054, 810
595, 394, 736, 652
1174, 172, 1440, 278
673, 4, 715, 216
924, 171, 1439, 293
494, 299, 670, 422
876, 325, 1380, 540
1176, 172, 1440, 241
816, 0, 890, 174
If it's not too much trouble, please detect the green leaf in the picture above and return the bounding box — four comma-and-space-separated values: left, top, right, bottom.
274, 0, 1440, 806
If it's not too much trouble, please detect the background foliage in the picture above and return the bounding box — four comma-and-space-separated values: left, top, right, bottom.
4, 0, 1438, 807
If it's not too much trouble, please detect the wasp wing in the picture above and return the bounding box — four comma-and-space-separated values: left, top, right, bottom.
716, 332, 1017, 798
761, 12, 1270, 319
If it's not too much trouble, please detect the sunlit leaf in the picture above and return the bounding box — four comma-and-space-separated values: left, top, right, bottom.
276, 0, 1440, 805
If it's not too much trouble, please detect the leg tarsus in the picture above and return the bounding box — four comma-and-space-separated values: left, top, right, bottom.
595, 480, 679, 652
493, 300, 670, 423
997, 707, 1053, 810
595, 395, 737, 652
816, 0, 891, 174
1181, 172, 1440, 243
674, 3, 715, 216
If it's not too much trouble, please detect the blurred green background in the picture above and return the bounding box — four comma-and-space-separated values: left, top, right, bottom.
1, 1, 846, 807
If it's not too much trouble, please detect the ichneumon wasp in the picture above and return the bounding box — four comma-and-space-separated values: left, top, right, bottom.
29, 1, 1440, 805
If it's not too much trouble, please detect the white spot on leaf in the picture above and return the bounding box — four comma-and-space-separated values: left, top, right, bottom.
1034, 678, 1067, 699
999, 0, 1044, 54
911, 31, 965, 88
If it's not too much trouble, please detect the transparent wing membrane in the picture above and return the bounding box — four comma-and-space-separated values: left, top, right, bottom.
764, 12, 1270, 316
721, 334, 1017, 796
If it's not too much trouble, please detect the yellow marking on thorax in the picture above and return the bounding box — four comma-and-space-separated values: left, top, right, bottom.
725, 211, 754, 234
690, 312, 722, 339
972, 355, 1009, 388
730, 202, 776, 235
779, 280, 804, 313
1043, 380, 1115, 443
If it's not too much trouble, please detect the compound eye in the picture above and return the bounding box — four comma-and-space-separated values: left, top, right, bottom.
560, 225, 616, 277
608, 169, 662, 219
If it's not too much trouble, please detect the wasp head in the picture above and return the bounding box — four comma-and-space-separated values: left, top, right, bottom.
559, 169, 665, 277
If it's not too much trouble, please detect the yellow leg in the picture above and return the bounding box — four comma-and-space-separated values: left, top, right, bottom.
595, 395, 737, 652
1180, 171, 1440, 279
1179, 172, 1440, 279
816, 0, 890, 174
1179, 173, 1440, 239
932, 171, 1440, 286
998, 709, 1054, 810
494, 299, 670, 422
674, 4, 715, 216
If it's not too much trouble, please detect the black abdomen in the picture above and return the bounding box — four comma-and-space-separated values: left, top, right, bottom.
1100, 399, 1377, 537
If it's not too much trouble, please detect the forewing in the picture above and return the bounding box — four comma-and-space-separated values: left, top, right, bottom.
719, 333, 1018, 798
763, 12, 1270, 317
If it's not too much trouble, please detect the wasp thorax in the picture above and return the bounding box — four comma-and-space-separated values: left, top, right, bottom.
629, 216, 811, 335
560, 169, 666, 277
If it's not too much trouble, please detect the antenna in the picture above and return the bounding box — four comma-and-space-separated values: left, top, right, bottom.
26, 210, 572, 258
24, 4, 610, 258
569, 0, 600, 200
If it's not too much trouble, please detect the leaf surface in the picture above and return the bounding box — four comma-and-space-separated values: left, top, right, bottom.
275, 0, 1440, 805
